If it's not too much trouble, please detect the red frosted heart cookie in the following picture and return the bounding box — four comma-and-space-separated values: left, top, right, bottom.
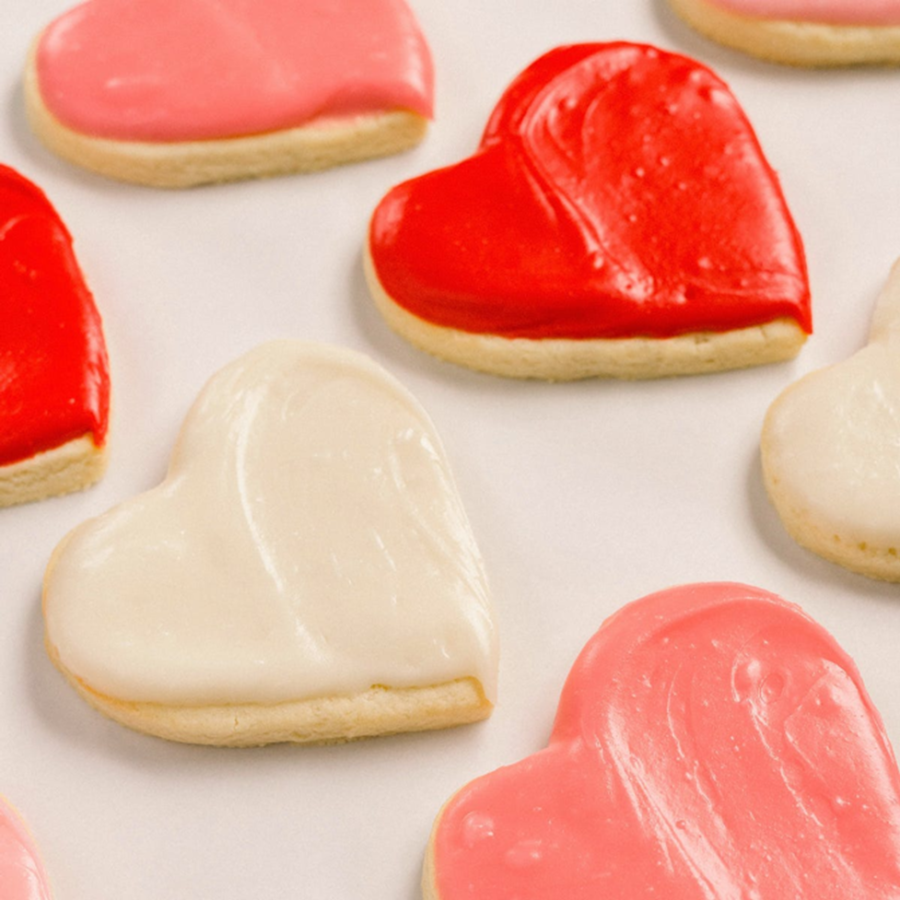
425, 582, 900, 900
0, 165, 110, 508
366, 43, 811, 380
667, 0, 900, 66
0, 798, 52, 900
25, 0, 434, 187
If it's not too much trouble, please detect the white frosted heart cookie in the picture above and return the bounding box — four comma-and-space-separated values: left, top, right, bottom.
43, 342, 497, 745
762, 259, 900, 581
25, 0, 433, 187
667, 0, 900, 66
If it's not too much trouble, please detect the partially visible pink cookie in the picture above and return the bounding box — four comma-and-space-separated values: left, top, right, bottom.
0, 798, 53, 900
425, 583, 900, 900
25, 0, 434, 186
667, 0, 900, 65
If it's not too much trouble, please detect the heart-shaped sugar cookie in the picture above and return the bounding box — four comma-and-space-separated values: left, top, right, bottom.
366, 43, 811, 380
762, 259, 900, 581
667, 0, 900, 65
0, 798, 52, 900
0, 165, 109, 508
425, 583, 900, 900
26, 0, 434, 186
43, 341, 497, 745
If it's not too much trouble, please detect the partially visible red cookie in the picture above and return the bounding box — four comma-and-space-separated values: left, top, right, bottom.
0, 165, 110, 508
366, 43, 811, 380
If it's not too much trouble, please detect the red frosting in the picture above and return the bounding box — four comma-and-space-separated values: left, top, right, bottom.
431, 583, 900, 900
369, 44, 811, 340
0, 165, 109, 466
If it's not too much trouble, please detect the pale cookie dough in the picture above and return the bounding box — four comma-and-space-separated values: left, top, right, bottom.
43, 341, 497, 745
0, 437, 108, 510
25, 0, 434, 187
667, 0, 900, 67
762, 259, 900, 581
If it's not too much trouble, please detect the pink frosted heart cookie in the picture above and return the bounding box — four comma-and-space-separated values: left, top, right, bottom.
762, 259, 900, 581
0, 798, 53, 900
667, 0, 900, 65
43, 341, 497, 746
425, 582, 900, 900
25, 0, 434, 186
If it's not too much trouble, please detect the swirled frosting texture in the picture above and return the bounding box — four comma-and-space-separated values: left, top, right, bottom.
35, 0, 434, 141
0, 800, 52, 900
431, 583, 900, 900
0, 164, 109, 466
762, 259, 900, 548
707, 0, 900, 25
369, 43, 810, 340
44, 341, 496, 705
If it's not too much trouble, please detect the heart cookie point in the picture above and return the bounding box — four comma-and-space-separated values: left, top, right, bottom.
367, 43, 810, 380
0, 799, 53, 900
0, 164, 110, 508
762, 259, 900, 581
428, 583, 900, 900
43, 341, 497, 745
27, 0, 434, 185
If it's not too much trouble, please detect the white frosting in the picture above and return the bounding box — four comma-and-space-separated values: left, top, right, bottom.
44, 341, 497, 705
763, 259, 900, 546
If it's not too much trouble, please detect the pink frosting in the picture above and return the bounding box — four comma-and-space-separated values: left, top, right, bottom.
0, 801, 52, 900
36, 0, 434, 141
432, 583, 900, 900
708, 0, 900, 25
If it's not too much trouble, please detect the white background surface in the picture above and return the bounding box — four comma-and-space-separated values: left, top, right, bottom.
2, 1, 900, 897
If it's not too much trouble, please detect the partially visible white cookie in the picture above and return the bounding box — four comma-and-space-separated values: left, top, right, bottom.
762, 259, 900, 581
25, 0, 433, 187
667, 0, 900, 66
43, 342, 497, 745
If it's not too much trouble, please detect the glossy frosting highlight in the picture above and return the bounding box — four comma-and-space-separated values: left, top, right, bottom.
0, 800, 52, 900
707, 0, 900, 25
36, 0, 434, 141
431, 583, 900, 900
0, 164, 109, 466
44, 341, 497, 706
370, 43, 810, 341
763, 259, 900, 548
